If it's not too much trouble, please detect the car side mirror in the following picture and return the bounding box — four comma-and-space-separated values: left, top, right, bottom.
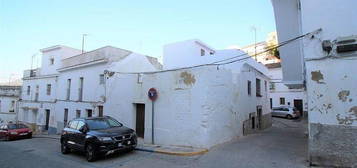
79, 126, 88, 133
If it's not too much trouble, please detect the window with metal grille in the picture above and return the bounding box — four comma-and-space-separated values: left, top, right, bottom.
46, 84, 51, 95
256, 78, 261, 97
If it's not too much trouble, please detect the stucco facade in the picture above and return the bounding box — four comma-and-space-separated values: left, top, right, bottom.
0, 86, 21, 123
19, 45, 161, 134
271, 0, 357, 167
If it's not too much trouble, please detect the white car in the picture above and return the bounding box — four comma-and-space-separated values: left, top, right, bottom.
272, 106, 300, 119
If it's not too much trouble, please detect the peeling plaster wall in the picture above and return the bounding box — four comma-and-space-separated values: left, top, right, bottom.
300, 0, 357, 167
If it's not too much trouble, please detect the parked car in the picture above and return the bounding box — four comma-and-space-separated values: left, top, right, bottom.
0, 123, 32, 140
60, 116, 137, 162
272, 106, 300, 119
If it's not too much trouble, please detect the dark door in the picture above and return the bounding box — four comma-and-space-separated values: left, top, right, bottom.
257, 106, 262, 129
135, 104, 145, 138
45, 109, 50, 130
294, 99, 303, 116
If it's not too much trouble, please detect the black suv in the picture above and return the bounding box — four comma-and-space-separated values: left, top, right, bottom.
60, 116, 137, 162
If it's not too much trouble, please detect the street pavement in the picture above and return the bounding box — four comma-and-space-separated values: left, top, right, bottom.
0, 117, 308, 168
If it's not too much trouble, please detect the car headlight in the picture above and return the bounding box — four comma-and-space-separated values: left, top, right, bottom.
10, 132, 18, 135
98, 137, 112, 142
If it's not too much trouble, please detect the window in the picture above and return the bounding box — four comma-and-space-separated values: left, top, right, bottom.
256, 78, 261, 97
200, 49, 205, 56
35, 85, 39, 101
76, 110, 81, 118
99, 74, 105, 84
87, 109, 92, 117
46, 84, 51, 95
247, 80, 251, 95
9, 101, 15, 112
269, 82, 275, 90
67, 79, 71, 100
49, 58, 54, 65
78, 77, 83, 101
280, 97, 285, 105
27, 86, 31, 95
98, 106, 103, 117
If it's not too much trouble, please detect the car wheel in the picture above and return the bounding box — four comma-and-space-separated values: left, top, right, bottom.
287, 114, 293, 119
61, 141, 70, 154
86, 144, 96, 162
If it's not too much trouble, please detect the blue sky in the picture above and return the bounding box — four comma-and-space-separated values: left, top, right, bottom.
0, 0, 276, 82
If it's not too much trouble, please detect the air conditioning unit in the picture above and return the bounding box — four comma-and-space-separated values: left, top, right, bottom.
336, 35, 357, 53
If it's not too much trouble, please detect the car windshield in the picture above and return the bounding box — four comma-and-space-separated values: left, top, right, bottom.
86, 118, 122, 130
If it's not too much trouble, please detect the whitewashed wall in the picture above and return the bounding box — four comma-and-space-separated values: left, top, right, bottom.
105, 63, 270, 148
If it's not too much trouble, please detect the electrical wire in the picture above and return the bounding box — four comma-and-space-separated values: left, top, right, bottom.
108, 28, 322, 75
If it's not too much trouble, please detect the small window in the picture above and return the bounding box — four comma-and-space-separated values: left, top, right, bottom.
200, 49, 205, 56
256, 78, 261, 97
76, 110, 81, 118
50, 58, 54, 65
247, 80, 251, 95
27, 86, 31, 95
269, 83, 275, 90
99, 74, 105, 84
280, 97, 285, 105
64, 108, 69, 125
46, 84, 51, 95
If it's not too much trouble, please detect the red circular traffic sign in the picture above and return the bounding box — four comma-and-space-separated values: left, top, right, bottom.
148, 88, 158, 101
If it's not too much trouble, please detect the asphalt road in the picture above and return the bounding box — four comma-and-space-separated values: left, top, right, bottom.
0, 118, 308, 168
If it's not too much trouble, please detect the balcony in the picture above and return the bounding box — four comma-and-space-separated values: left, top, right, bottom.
23, 68, 41, 78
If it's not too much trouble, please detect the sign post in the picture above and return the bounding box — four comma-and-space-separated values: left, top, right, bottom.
148, 88, 158, 144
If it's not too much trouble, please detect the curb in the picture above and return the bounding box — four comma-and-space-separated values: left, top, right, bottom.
135, 147, 208, 156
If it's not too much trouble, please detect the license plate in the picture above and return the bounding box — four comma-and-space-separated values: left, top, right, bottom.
20, 133, 28, 136
118, 143, 122, 147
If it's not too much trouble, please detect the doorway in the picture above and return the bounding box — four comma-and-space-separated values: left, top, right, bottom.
135, 104, 145, 138
257, 106, 262, 129
294, 99, 303, 116
45, 109, 50, 131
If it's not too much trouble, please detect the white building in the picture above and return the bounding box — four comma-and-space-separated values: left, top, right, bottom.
271, 0, 357, 167
129, 39, 271, 148
241, 32, 281, 65
19, 45, 161, 134
19, 39, 271, 149
0, 85, 21, 123
242, 34, 307, 115
266, 63, 307, 115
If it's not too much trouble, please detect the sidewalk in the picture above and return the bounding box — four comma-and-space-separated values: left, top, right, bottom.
33, 134, 208, 156
136, 140, 208, 156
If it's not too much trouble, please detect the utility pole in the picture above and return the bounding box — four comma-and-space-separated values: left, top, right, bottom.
82, 34, 88, 54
